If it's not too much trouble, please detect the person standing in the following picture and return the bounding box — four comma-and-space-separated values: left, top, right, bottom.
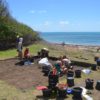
17, 37, 23, 60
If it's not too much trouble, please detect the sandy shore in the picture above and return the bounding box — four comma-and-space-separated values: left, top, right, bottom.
47, 41, 100, 51
41, 41, 100, 59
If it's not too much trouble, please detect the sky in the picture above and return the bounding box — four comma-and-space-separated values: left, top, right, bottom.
6, 0, 100, 32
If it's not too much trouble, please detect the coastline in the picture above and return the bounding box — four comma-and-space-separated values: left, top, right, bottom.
42, 40, 100, 50
54, 43, 99, 51
38, 40, 100, 62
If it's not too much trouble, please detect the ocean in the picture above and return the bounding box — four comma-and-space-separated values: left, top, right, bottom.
39, 32, 100, 46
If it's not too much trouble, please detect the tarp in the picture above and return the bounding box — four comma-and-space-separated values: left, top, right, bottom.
81, 87, 93, 100
36, 86, 47, 90
38, 57, 51, 66
82, 69, 91, 74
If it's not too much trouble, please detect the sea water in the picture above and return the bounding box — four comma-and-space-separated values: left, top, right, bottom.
39, 32, 100, 46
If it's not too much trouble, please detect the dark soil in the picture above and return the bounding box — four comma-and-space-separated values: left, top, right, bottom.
0, 58, 100, 100
0, 58, 84, 89
0, 58, 49, 89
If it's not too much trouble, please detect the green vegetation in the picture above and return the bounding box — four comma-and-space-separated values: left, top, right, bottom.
0, 41, 95, 60
0, 42, 49, 60
0, 41, 97, 66
0, 0, 41, 50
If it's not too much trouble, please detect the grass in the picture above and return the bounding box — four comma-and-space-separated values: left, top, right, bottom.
0, 49, 16, 60
0, 41, 97, 64
0, 80, 36, 100
0, 42, 49, 60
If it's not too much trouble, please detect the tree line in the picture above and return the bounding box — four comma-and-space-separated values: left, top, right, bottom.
0, 0, 41, 50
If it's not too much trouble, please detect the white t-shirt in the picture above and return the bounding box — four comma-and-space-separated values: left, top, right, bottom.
18, 42, 22, 52
63, 58, 71, 64
19, 38, 23, 43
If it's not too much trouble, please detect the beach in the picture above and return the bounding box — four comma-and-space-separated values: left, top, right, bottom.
0, 41, 100, 100
36, 40, 100, 67
43, 40, 100, 55
39, 32, 100, 62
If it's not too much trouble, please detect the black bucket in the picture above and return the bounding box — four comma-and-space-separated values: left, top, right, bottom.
57, 89, 67, 98
67, 71, 74, 77
48, 85, 57, 94
42, 89, 52, 97
85, 79, 94, 89
97, 60, 100, 66
72, 87, 82, 99
91, 64, 97, 70
94, 56, 99, 61
67, 77, 74, 87
42, 65, 51, 75
49, 82, 57, 89
75, 70, 81, 78
48, 72, 59, 89
95, 80, 100, 90
48, 74, 59, 83
49, 78, 58, 84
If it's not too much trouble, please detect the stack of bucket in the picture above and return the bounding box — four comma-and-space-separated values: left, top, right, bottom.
91, 64, 97, 70
42, 88, 52, 97
85, 78, 94, 89
75, 70, 81, 78
42, 72, 59, 97
42, 71, 68, 98
42, 65, 51, 75
57, 88, 67, 98
48, 72, 59, 90
72, 87, 83, 100
95, 80, 100, 90
67, 70, 74, 87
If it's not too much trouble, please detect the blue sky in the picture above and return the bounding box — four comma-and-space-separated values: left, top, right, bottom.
6, 0, 100, 32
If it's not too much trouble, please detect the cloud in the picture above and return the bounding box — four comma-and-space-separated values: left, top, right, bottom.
59, 21, 69, 25
29, 10, 47, 14
44, 21, 50, 26
43, 21, 52, 26
29, 10, 35, 14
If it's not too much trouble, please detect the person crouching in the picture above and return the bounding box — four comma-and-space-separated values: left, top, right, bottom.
24, 48, 31, 60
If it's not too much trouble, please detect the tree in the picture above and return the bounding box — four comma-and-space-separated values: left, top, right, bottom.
0, 0, 41, 50
0, 0, 10, 17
